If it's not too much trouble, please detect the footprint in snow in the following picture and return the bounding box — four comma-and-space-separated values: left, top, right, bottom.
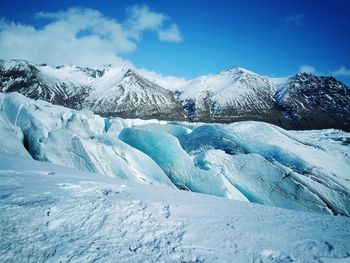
163, 205, 171, 219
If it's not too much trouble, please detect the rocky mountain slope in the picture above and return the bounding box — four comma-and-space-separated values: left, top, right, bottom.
86, 68, 185, 120
1, 59, 349, 130
0, 60, 186, 121
274, 73, 350, 130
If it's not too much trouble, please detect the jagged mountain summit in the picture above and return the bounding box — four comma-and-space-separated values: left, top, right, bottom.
0, 60, 186, 120
1, 59, 349, 130
86, 68, 185, 120
274, 73, 350, 130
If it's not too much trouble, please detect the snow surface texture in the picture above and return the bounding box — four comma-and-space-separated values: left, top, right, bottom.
1, 154, 350, 262
0, 92, 350, 216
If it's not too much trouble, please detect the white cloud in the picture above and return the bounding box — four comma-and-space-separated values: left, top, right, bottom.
138, 67, 188, 91
125, 5, 165, 39
297, 65, 350, 80
331, 66, 350, 77
285, 14, 304, 26
158, 23, 182, 43
125, 4, 182, 43
0, 5, 182, 67
299, 65, 316, 74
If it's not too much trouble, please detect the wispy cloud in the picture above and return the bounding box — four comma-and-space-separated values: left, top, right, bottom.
158, 23, 182, 42
298, 64, 350, 82
0, 5, 182, 67
299, 65, 316, 74
125, 4, 182, 43
331, 66, 350, 77
285, 14, 304, 26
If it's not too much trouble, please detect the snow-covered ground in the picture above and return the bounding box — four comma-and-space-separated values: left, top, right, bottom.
0, 92, 350, 217
1, 153, 350, 262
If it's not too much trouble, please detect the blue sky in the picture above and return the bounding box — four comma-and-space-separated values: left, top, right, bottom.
0, 0, 349, 84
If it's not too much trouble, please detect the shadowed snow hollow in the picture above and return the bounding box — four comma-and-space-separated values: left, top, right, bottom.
0, 92, 349, 216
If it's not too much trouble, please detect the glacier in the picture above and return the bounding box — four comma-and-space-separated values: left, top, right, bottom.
0, 92, 350, 216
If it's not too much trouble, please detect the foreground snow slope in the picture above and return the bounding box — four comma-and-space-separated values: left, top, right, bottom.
1, 154, 350, 262
0, 92, 349, 216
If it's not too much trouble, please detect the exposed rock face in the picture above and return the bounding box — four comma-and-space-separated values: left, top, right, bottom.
273, 73, 350, 130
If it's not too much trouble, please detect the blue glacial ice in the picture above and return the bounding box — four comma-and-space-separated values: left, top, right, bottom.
0, 92, 349, 215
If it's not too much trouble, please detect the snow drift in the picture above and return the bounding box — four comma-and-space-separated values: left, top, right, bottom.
1, 154, 350, 262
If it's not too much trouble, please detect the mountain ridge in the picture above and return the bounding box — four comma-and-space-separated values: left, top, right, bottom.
1, 59, 349, 130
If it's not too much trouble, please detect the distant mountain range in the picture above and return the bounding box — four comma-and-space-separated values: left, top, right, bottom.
1, 59, 349, 130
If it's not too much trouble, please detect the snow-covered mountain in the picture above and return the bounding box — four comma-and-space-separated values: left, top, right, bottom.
1, 59, 349, 130
176, 67, 281, 122
274, 73, 350, 130
1, 92, 349, 216
0, 60, 186, 120
0, 60, 95, 109
87, 68, 185, 120
175, 68, 350, 130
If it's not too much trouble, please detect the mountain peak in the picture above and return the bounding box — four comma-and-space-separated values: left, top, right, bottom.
123, 68, 137, 78
220, 67, 257, 76
292, 72, 343, 85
